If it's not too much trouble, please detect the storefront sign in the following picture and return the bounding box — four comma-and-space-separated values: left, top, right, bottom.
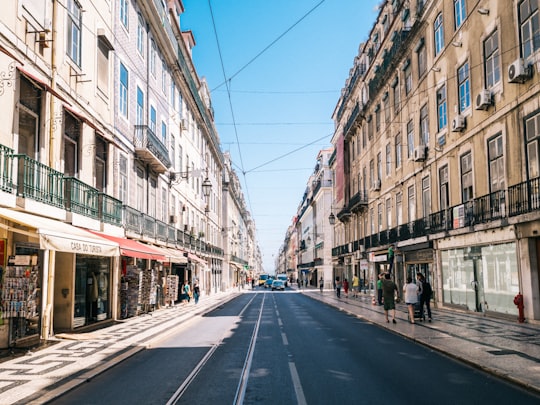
41, 234, 118, 256
360, 259, 369, 271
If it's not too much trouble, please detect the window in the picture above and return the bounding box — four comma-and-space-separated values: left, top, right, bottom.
119, 0, 128, 28
136, 87, 144, 125
150, 106, 156, 134
119, 63, 128, 118
378, 203, 383, 232
454, 0, 466, 29
434, 13, 444, 56
150, 40, 156, 77
386, 198, 392, 229
407, 120, 414, 159
375, 105, 381, 132
484, 30, 500, 88
393, 79, 400, 112
137, 14, 145, 56
422, 176, 431, 218
457, 62, 470, 112
95, 136, 107, 192
386, 143, 391, 175
437, 85, 447, 131
370, 208, 375, 234
519, 0, 540, 59
369, 159, 374, 188
488, 134, 505, 192
119, 155, 128, 203
396, 192, 403, 225
162, 60, 167, 94
97, 36, 112, 94
405, 65, 412, 95
439, 165, 449, 210
67, 0, 82, 66
377, 152, 382, 182
171, 82, 176, 111
161, 121, 167, 144
395, 133, 402, 168
170, 135, 175, 170
526, 112, 540, 179
64, 112, 81, 177
384, 97, 390, 125
18, 76, 41, 159
178, 145, 183, 172
420, 104, 429, 145
461, 152, 473, 202
416, 39, 427, 77
408, 185, 416, 222
161, 187, 168, 222
136, 167, 144, 211
149, 178, 157, 217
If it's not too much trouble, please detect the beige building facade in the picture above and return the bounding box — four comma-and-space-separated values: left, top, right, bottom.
331, 0, 540, 320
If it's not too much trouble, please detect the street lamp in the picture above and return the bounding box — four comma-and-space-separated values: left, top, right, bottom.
328, 212, 336, 225
202, 170, 212, 212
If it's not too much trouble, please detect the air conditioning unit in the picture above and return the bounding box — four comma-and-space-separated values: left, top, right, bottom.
413, 146, 426, 161
475, 89, 492, 110
373, 179, 381, 191
169, 215, 177, 224
451, 114, 466, 132
508, 58, 532, 83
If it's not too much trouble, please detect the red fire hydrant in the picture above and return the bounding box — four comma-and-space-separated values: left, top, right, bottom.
513, 293, 525, 323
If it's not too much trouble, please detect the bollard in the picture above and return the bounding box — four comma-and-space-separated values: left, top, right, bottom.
513, 293, 525, 323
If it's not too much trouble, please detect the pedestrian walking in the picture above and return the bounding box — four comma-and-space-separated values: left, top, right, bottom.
297, 278, 301, 289
193, 282, 200, 304
319, 277, 324, 292
183, 281, 191, 304
403, 276, 419, 323
352, 273, 360, 298
377, 274, 383, 305
335, 276, 342, 298
381, 273, 398, 324
343, 278, 349, 298
417, 273, 433, 322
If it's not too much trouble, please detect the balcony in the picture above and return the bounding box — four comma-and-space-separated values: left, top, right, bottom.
509, 177, 540, 216
156, 219, 168, 242
0, 145, 15, 193
64, 177, 99, 219
337, 206, 352, 222
348, 191, 368, 213
142, 213, 156, 238
133, 126, 171, 174
99, 193, 122, 226
13, 154, 64, 208
124, 205, 142, 234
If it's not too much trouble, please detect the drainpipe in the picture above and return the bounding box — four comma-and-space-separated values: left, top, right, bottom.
40, 0, 59, 341
48, 0, 58, 167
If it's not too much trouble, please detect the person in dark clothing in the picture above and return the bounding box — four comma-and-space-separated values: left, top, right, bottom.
335, 276, 342, 298
381, 273, 398, 324
417, 273, 432, 322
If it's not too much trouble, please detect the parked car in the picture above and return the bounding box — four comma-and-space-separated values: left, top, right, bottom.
271, 280, 285, 291
264, 278, 274, 288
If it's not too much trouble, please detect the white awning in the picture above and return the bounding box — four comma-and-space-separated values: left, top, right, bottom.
151, 245, 188, 264
0, 208, 119, 256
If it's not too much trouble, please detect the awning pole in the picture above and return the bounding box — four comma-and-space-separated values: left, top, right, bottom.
40, 249, 55, 340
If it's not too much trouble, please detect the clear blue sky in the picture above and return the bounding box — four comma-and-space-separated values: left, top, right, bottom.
181, 0, 379, 273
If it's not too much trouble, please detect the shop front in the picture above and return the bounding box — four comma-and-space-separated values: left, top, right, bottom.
437, 226, 519, 317
87, 231, 167, 319
0, 208, 119, 347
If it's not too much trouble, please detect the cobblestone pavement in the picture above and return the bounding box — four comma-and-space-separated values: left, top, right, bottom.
0, 288, 539, 404
302, 288, 540, 394
0, 292, 238, 405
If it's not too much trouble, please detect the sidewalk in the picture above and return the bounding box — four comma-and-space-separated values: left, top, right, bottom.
0, 291, 239, 405
302, 287, 540, 394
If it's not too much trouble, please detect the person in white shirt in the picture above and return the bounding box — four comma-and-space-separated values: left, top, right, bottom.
403, 276, 419, 324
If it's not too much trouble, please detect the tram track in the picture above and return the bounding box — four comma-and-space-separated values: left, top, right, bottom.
166, 292, 265, 405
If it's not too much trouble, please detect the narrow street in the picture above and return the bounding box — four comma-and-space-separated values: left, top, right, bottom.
50, 291, 540, 405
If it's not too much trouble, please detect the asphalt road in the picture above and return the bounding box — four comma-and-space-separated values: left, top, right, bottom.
50, 289, 540, 405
